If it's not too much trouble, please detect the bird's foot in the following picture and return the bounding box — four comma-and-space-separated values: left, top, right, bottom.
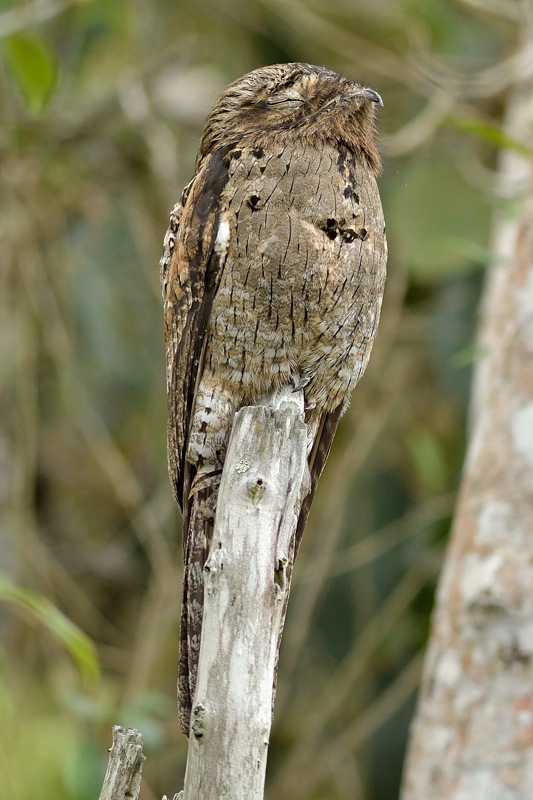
291, 371, 311, 393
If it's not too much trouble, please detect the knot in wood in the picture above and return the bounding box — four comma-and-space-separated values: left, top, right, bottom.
191, 702, 206, 739
247, 477, 266, 504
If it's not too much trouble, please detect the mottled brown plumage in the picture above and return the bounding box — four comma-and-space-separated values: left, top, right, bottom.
160, 62, 387, 735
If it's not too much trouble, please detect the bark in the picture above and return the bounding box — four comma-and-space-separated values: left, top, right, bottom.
98, 726, 145, 800
401, 6, 533, 797
96, 389, 308, 800
181, 385, 308, 800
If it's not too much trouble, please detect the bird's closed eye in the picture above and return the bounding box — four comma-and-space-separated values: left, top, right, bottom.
266, 87, 305, 107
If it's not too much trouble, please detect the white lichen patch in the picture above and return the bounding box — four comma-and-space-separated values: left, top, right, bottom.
511, 402, 533, 466
477, 501, 514, 544
460, 552, 504, 605
456, 768, 515, 800
517, 620, 533, 655
517, 269, 533, 325
435, 650, 462, 688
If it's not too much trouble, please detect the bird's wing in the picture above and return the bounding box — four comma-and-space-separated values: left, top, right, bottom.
162, 147, 235, 735
295, 407, 344, 550
161, 148, 230, 510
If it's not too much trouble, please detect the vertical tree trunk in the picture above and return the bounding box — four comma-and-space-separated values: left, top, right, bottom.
182, 386, 308, 800
401, 5, 533, 797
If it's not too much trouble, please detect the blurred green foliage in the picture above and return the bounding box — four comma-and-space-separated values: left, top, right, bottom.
0, 572, 100, 685
5, 30, 58, 112
0, 0, 523, 797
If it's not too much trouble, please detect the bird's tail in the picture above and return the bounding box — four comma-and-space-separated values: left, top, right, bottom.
178, 482, 218, 736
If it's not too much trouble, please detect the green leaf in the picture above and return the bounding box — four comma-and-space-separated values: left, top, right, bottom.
0, 573, 100, 685
5, 31, 58, 114
451, 343, 488, 370
445, 115, 531, 157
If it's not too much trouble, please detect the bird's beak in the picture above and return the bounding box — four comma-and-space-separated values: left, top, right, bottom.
360, 88, 384, 106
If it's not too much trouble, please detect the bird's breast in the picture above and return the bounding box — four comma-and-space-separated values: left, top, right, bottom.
204, 139, 386, 409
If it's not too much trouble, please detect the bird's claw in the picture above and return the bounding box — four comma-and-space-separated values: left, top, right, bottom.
291, 373, 311, 393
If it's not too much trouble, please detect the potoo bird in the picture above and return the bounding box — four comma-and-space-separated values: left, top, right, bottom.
160, 62, 387, 735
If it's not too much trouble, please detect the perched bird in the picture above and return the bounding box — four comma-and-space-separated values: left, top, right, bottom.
160, 62, 387, 735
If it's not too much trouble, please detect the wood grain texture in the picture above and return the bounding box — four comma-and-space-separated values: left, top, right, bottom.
98, 726, 145, 800
182, 389, 308, 800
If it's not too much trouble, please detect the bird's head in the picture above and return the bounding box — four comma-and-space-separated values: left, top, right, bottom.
197, 63, 383, 173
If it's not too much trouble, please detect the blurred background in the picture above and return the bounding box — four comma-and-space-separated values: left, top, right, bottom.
0, 0, 524, 798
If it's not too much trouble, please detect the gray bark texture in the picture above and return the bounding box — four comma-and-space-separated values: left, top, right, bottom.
97, 389, 308, 800
401, 5, 533, 798
181, 386, 308, 799
98, 726, 145, 800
